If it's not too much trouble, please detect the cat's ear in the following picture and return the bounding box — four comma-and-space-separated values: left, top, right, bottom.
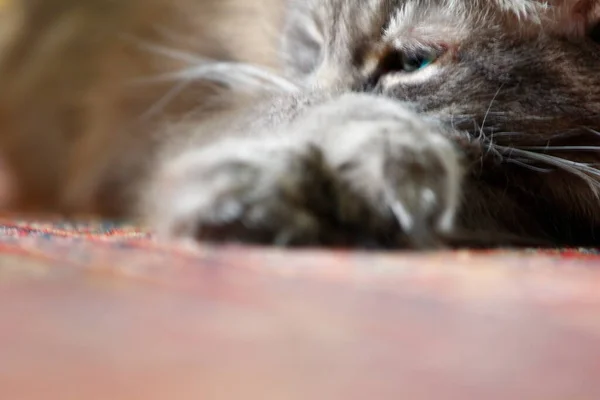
542, 0, 600, 39
280, 0, 324, 80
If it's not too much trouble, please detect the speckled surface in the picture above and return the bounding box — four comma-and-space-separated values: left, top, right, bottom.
1, 218, 599, 399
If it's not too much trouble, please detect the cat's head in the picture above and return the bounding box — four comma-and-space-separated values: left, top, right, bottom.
281, 0, 600, 147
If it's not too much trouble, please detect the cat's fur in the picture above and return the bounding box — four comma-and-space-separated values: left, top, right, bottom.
1, 0, 600, 248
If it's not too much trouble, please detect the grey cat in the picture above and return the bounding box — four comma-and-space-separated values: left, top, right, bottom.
144, 0, 600, 249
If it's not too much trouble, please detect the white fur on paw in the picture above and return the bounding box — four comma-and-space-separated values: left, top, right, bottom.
314, 99, 463, 238
145, 137, 323, 244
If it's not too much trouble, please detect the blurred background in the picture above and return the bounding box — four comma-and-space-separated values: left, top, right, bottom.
0, 0, 282, 216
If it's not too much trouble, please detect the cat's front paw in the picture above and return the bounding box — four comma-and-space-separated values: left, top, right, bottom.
149, 137, 332, 246
147, 118, 463, 249
321, 118, 463, 248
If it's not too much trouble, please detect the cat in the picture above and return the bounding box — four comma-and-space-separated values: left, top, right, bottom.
2, 0, 600, 249
145, 0, 600, 249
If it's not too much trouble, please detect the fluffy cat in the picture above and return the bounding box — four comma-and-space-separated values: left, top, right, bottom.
2, 0, 600, 249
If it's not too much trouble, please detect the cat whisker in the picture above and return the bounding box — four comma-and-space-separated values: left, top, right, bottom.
489, 131, 524, 138
492, 145, 600, 196
506, 159, 553, 173
483, 135, 501, 158
124, 36, 299, 93
131, 63, 299, 93
585, 127, 600, 137
139, 78, 193, 121
519, 146, 600, 152
477, 84, 504, 141
124, 35, 205, 64
439, 113, 476, 131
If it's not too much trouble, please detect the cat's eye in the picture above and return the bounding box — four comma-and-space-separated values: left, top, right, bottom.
590, 22, 600, 44
378, 49, 438, 76
363, 47, 440, 90
401, 53, 436, 72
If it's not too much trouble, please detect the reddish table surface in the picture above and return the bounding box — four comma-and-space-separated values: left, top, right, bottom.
0, 220, 600, 399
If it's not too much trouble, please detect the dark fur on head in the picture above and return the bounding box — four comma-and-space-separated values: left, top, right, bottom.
271, 0, 600, 246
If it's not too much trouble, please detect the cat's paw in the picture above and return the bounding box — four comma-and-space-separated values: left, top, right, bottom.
149, 137, 332, 246
147, 118, 463, 249
321, 118, 463, 248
